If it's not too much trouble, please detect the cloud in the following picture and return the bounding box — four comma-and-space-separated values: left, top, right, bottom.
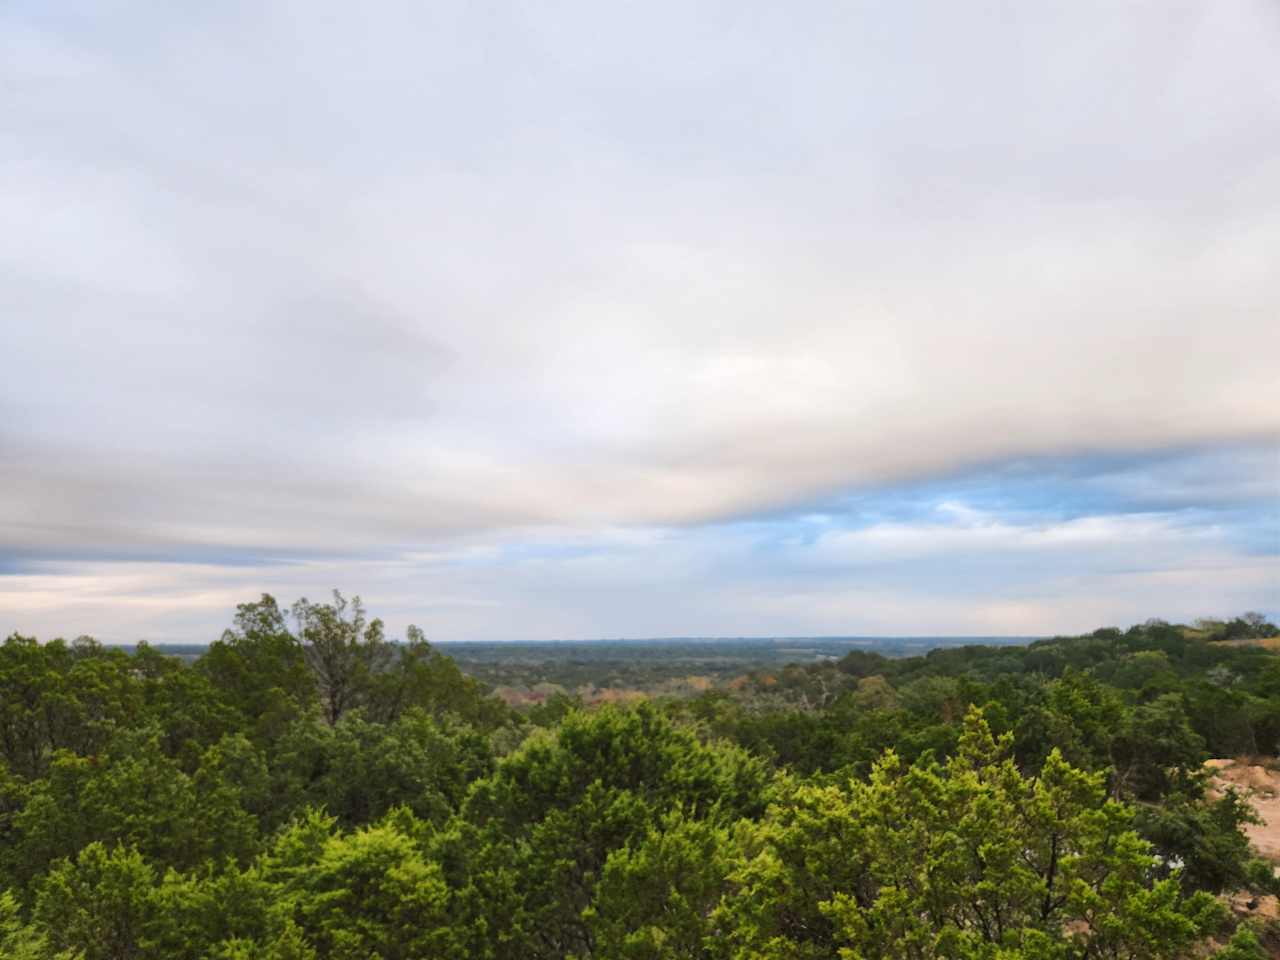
1, 1, 1278, 637
3, 447, 1276, 642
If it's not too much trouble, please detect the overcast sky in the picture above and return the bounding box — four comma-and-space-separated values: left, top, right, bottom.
3, 1, 1278, 642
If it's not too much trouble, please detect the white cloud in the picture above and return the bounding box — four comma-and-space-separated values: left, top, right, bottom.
3, 500, 1275, 642
795, 508, 1217, 569
1, 1, 1278, 637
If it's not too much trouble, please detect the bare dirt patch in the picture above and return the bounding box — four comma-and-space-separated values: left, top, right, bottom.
1207, 758, 1280, 864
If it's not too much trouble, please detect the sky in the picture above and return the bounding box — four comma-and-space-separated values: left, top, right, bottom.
2, 1, 1278, 642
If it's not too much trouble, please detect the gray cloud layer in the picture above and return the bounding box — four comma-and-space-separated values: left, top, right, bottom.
3, 1, 1279, 568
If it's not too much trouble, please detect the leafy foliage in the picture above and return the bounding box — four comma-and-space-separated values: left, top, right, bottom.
0, 604, 1276, 957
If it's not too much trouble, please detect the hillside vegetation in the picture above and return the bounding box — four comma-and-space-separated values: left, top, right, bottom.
2, 595, 1278, 959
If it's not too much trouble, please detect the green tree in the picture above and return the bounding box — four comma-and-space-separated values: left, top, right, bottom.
132, 643, 238, 764
211, 919, 318, 960
365, 625, 512, 730
262, 817, 457, 960
292, 592, 391, 727
270, 709, 491, 829
718, 709, 1223, 960
1136, 782, 1277, 896
0, 889, 66, 960
1212, 924, 1270, 960
586, 809, 733, 960
34, 842, 158, 960
198, 594, 314, 740
8, 728, 258, 885
458, 704, 770, 959
147, 863, 276, 960
0, 635, 139, 781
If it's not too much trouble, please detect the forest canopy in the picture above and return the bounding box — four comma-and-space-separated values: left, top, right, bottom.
1, 594, 1278, 959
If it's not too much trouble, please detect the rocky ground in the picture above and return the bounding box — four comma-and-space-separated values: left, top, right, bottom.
1207, 758, 1280, 864
1206, 758, 1280, 949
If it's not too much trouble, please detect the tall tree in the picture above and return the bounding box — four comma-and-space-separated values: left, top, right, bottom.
291, 592, 390, 727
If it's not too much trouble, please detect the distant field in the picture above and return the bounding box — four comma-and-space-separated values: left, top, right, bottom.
434, 635, 1036, 671
114, 635, 1041, 702
116, 635, 1037, 660
433, 636, 1040, 705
